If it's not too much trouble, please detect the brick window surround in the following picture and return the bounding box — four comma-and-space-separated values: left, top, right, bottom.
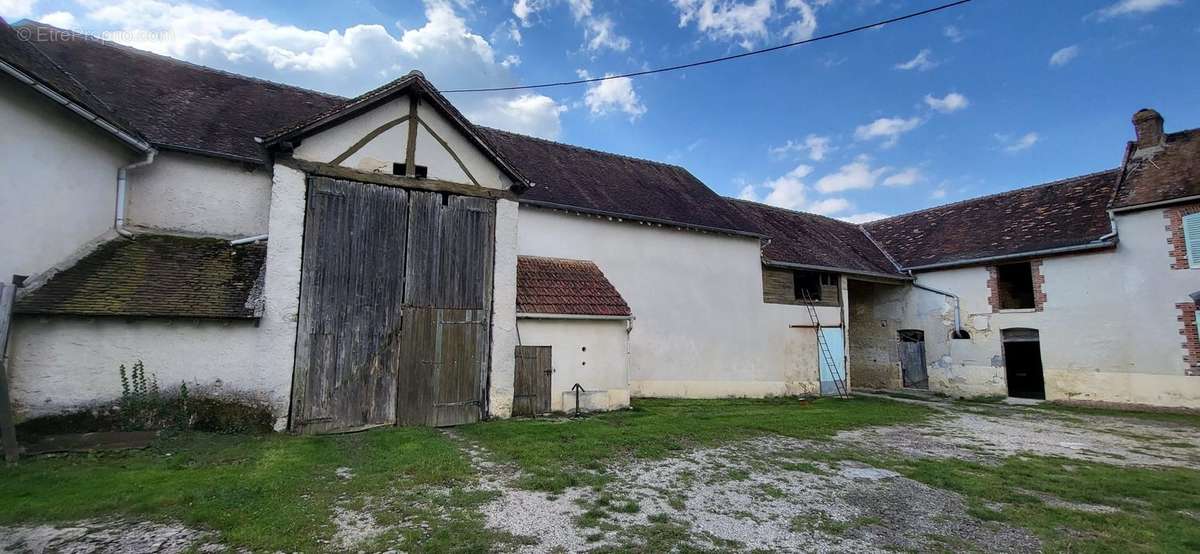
987, 260, 1045, 312
1180, 302, 1200, 376
1165, 202, 1200, 270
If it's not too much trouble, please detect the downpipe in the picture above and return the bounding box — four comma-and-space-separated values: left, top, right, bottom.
909, 278, 966, 337
116, 150, 157, 238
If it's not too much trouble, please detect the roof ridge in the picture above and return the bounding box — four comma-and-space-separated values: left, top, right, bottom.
16, 20, 346, 101
869, 167, 1121, 225
478, 126, 692, 173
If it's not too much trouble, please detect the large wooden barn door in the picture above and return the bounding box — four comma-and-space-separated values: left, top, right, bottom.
292, 177, 409, 434
292, 179, 495, 433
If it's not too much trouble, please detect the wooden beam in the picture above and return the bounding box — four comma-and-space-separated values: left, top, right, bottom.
0, 276, 25, 464
277, 157, 515, 201
405, 94, 419, 177
329, 115, 410, 166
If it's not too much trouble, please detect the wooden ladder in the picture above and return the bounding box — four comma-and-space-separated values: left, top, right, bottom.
800, 292, 848, 398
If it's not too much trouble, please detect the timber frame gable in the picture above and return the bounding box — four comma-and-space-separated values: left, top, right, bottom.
259, 70, 530, 192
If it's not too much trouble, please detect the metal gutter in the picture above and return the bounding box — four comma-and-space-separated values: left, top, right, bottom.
902, 240, 1117, 272
516, 313, 634, 321
519, 199, 766, 239
0, 59, 152, 152
910, 281, 965, 337
762, 260, 910, 282
1110, 194, 1200, 213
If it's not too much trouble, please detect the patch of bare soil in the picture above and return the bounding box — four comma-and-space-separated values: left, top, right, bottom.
0, 519, 224, 554
837, 399, 1200, 468
455, 432, 1039, 553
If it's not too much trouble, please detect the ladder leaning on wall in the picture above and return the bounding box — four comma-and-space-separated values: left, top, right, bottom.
800, 292, 848, 399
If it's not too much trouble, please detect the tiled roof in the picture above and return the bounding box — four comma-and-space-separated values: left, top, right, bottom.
477, 127, 764, 236
1112, 129, 1200, 209
15, 20, 343, 163
15, 235, 265, 319
864, 170, 1120, 269
724, 199, 902, 277
0, 18, 145, 147
516, 256, 631, 317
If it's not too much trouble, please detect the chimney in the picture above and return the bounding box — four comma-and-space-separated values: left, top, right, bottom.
1132, 108, 1165, 152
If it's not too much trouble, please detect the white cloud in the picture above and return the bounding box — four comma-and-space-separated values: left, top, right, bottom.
566, 0, 592, 20
579, 71, 646, 120
1049, 45, 1080, 67
0, 0, 36, 19
894, 48, 937, 71
996, 132, 1040, 153
512, 0, 551, 26
854, 116, 922, 148
943, 25, 963, 43
501, 54, 521, 67
882, 167, 922, 187
1091, 0, 1180, 20
78, 0, 563, 137
673, 0, 818, 50
930, 187, 947, 199
738, 164, 853, 215
768, 134, 833, 161
583, 14, 630, 51
38, 10, 76, 28
838, 212, 889, 224
467, 93, 567, 140
924, 92, 969, 113
815, 156, 890, 193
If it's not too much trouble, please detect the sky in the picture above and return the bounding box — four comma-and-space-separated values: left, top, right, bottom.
3, 0, 1198, 222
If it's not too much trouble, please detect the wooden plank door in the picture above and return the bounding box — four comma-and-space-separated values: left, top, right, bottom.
292, 177, 408, 434
898, 330, 928, 389
513, 346, 552, 416
397, 307, 489, 426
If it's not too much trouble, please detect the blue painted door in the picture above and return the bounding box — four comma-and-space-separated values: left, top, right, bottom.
818, 327, 846, 396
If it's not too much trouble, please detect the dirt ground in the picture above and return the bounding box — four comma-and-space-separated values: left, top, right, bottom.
3, 395, 1198, 553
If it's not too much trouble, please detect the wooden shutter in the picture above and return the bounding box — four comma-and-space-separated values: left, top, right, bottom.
1184, 212, 1200, 268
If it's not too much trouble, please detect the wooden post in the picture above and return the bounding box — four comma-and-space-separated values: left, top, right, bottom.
0, 275, 25, 464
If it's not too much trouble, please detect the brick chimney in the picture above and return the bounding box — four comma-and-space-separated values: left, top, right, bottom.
1132, 108, 1165, 152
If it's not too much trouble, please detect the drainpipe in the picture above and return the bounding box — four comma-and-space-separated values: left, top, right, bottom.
116, 150, 157, 238
230, 234, 269, 246
909, 277, 965, 337
1098, 210, 1119, 242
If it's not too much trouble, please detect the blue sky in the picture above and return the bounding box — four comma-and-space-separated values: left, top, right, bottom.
5, 0, 1197, 221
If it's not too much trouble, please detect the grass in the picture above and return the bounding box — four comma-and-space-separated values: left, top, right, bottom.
1033, 402, 1200, 428
885, 454, 1200, 553
0, 427, 509, 552
458, 396, 932, 492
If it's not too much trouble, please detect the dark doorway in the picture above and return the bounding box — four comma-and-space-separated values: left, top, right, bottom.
898, 330, 928, 389
513, 346, 552, 416
1002, 328, 1045, 399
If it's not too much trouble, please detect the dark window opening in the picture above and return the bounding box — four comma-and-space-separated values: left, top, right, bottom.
793, 270, 823, 301
392, 162, 429, 178
996, 262, 1035, 309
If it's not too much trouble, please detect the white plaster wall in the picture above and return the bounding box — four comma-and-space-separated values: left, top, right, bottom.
8, 318, 263, 418
0, 75, 135, 281
7, 164, 308, 425
517, 317, 630, 411
517, 207, 835, 398
126, 151, 271, 237
292, 94, 512, 190
489, 199, 520, 418
894, 208, 1200, 407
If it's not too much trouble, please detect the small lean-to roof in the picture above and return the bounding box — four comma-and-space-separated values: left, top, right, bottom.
0, 18, 147, 150
1112, 128, 1200, 210
476, 127, 764, 237
516, 256, 631, 317
15, 235, 266, 319
16, 20, 342, 163
864, 169, 1120, 270
724, 198, 903, 278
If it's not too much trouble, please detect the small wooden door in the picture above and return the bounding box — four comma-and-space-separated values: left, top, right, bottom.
513, 346, 552, 416
397, 307, 489, 427
898, 330, 928, 389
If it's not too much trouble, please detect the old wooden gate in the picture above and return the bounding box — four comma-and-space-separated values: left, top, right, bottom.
512, 346, 552, 416
291, 176, 495, 433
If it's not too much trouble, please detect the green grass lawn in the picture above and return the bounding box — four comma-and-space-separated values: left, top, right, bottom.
458, 396, 933, 492
0, 427, 497, 552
